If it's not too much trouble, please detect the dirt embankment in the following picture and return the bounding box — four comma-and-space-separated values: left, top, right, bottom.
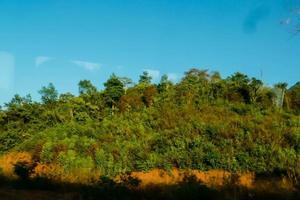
0, 152, 297, 193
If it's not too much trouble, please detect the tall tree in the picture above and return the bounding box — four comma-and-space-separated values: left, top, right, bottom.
142, 86, 157, 107
5, 94, 32, 109
274, 82, 288, 108
286, 82, 300, 113
227, 72, 251, 103
139, 71, 152, 85
157, 74, 172, 93
104, 74, 125, 108
119, 77, 133, 94
228, 72, 250, 87
78, 80, 97, 95
177, 68, 209, 104
249, 78, 263, 103
39, 83, 58, 104
183, 68, 209, 84
209, 72, 225, 100
210, 71, 221, 83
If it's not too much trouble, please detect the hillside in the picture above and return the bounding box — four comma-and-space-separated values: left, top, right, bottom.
0, 69, 299, 199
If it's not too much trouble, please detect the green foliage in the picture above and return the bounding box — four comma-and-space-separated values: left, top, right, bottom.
286, 82, 300, 114
157, 74, 172, 93
104, 74, 125, 107
0, 68, 299, 181
4, 94, 32, 110
39, 83, 58, 104
78, 80, 97, 95
0, 129, 28, 152
40, 141, 55, 163
58, 150, 94, 171
139, 71, 152, 85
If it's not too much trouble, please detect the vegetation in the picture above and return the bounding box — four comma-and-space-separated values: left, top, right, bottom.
0, 68, 299, 189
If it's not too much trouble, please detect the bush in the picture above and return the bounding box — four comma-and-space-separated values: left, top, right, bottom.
14, 161, 35, 180
57, 150, 94, 171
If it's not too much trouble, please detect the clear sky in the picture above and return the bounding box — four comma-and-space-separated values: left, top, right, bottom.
0, 0, 300, 105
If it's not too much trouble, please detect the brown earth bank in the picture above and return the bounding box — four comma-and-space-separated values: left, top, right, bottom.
0, 152, 299, 200
0, 173, 299, 200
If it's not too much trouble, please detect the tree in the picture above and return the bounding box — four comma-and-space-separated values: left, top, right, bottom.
5, 94, 32, 109
157, 74, 172, 93
139, 71, 152, 85
104, 74, 125, 108
286, 82, 300, 113
228, 72, 250, 87
183, 68, 209, 83
256, 87, 276, 108
59, 92, 75, 102
227, 72, 251, 103
119, 77, 133, 94
142, 86, 157, 107
210, 71, 221, 83
39, 83, 58, 104
119, 87, 143, 112
249, 78, 263, 103
184, 69, 209, 93
209, 71, 224, 100
274, 82, 288, 108
176, 68, 210, 105
78, 80, 97, 95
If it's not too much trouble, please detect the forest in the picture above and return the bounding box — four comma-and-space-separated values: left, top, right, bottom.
0, 68, 300, 199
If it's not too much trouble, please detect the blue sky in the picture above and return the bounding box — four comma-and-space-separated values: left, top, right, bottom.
0, 0, 300, 105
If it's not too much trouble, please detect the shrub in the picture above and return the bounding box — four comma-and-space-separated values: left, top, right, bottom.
57, 150, 94, 172
14, 160, 35, 180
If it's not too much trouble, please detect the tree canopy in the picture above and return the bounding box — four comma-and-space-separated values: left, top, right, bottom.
0, 68, 299, 185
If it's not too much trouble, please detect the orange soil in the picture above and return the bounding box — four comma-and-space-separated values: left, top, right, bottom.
0, 152, 295, 192
130, 169, 255, 188
0, 152, 99, 184
0, 152, 32, 179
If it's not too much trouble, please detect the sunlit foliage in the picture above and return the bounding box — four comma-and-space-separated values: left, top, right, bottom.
0, 68, 299, 183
